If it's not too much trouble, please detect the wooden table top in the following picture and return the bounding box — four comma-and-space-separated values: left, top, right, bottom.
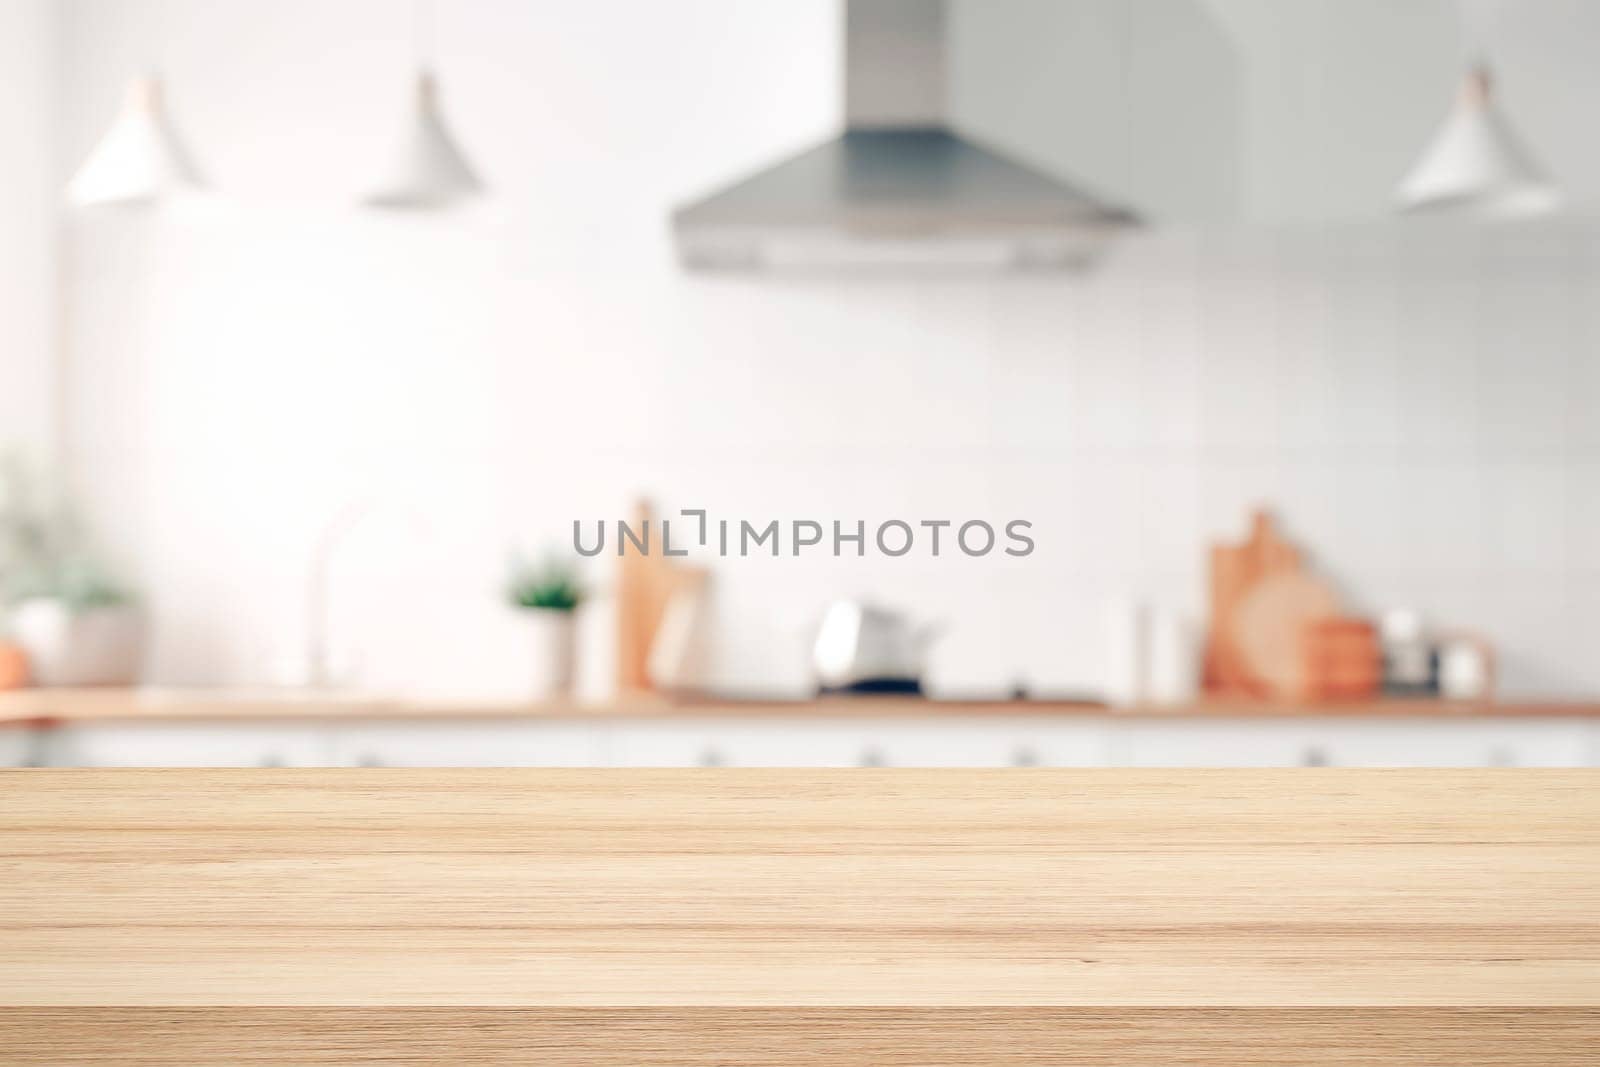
1, 769, 1596, 1064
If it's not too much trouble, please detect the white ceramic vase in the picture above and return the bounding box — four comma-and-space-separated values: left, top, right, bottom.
1146, 609, 1200, 706
522, 608, 576, 701
1104, 599, 1149, 707
9, 598, 144, 687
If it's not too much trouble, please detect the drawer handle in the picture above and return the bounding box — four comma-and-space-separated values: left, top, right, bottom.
698, 747, 724, 768
1301, 745, 1331, 767
21, 728, 51, 769
858, 746, 886, 768
1012, 746, 1040, 768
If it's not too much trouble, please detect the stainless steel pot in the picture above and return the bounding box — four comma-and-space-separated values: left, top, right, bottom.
812, 601, 939, 693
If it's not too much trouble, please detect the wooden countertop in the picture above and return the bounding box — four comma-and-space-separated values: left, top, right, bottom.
3, 686, 1599, 724
1, 769, 1596, 1064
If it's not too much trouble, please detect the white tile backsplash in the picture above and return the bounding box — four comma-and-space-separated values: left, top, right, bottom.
1477, 279, 1576, 458
1395, 277, 1481, 457
1569, 465, 1600, 574
1486, 463, 1572, 575
65, 220, 1600, 700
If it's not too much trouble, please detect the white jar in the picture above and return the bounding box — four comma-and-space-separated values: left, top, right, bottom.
9, 598, 145, 687
1104, 600, 1148, 707
1439, 639, 1492, 701
1147, 609, 1200, 706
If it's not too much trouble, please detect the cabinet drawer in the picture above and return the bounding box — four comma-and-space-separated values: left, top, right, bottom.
602, 719, 1111, 768
52, 723, 331, 767
1318, 718, 1589, 768
330, 722, 601, 767
1117, 721, 1334, 767
0, 727, 36, 767
859, 719, 1110, 767
1115, 717, 1591, 768
604, 721, 873, 767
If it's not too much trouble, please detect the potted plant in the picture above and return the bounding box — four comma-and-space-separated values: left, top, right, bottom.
505, 554, 583, 700
0, 455, 142, 687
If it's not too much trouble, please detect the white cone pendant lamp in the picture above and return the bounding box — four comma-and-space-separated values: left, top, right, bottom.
1397, 0, 1558, 219
66, 75, 206, 207
365, 69, 485, 208
1396, 63, 1558, 217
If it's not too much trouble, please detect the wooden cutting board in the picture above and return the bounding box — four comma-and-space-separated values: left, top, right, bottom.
1204, 511, 1304, 696
616, 499, 708, 696
1234, 570, 1342, 700
2, 770, 1598, 1064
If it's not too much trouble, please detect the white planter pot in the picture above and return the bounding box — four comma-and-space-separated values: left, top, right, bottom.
9, 599, 145, 687
521, 608, 576, 701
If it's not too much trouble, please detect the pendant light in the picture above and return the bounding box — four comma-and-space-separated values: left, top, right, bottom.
66, 74, 206, 207
1395, 2, 1558, 218
365, 0, 485, 208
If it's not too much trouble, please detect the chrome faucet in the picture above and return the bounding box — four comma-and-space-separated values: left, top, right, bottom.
303, 498, 432, 689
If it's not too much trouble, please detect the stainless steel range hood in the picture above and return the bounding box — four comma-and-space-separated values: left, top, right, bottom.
672, 0, 1139, 272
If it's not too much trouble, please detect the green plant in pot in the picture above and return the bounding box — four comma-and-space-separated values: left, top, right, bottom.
0, 454, 142, 687
506, 554, 583, 700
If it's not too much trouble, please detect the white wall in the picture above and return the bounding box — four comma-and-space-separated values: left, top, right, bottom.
949, 0, 1241, 221
53, 0, 1600, 700
0, 0, 58, 459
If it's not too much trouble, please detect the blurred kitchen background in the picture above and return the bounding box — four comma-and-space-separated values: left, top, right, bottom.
2, 0, 1599, 767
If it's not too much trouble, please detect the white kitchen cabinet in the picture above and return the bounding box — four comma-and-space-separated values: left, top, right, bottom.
21, 713, 1600, 769
329, 721, 600, 767
0, 727, 40, 767
601, 718, 1111, 768
1114, 717, 1591, 768
51, 723, 333, 767
854, 719, 1111, 767
1116, 720, 1335, 768
1317, 719, 1589, 768
603, 720, 876, 768
1578, 722, 1600, 767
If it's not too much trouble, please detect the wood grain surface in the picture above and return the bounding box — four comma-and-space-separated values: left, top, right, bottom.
4, 1008, 1598, 1066
1, 769, 1596, 1064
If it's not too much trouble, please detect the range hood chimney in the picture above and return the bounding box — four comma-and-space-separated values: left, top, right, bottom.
672, 0, 1139, 272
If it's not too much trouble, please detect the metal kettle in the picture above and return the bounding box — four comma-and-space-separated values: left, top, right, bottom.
812, 601, 940, 694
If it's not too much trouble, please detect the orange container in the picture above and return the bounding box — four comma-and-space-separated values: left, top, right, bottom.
1300, 618, 1380, 700
0, 641, 30, 690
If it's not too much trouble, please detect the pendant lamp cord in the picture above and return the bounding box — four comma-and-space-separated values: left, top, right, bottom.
1461, 0, 1495, 68
149, 0, 168, 79
1121, 0, 1133, 203
414, 0, 435, 70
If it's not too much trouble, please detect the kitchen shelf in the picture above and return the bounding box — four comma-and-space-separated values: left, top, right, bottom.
2, 686, 1598, 726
